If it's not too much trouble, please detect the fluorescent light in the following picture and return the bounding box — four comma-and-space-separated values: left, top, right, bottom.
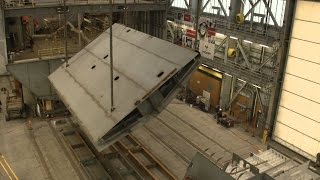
237, 78, 246, 83
244, 40, 253, 43
230, 36, 238, 40
224, 73, 232, 77
215, 33, 224, 36
201, 64, 222, 73
252, 84, 261, 89
259, 44, 269, 48
212, 68, 222, 73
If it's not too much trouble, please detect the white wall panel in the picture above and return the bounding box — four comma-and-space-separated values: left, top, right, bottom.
295, 1, 320, 23
273, 0, 320, 161
291, 20, 320, 43
273, 117, 320, 160
277, 107, 320, 141
286, 56, 320, 84
282, 74, 320, 103
280, 91, 320, 123
289, 38, 320, 64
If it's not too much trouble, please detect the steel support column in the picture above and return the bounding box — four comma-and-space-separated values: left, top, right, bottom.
78, 14, 83, 49
201, 0, 210, 13
0, 3, 7, 75
265, 0, 297, 133
167, 22, 174, 43
214, 37, 228, 55
162, 1, 168, 39
237, 39, 253, 70
244, 0, 261, 19
220, 74, 233, 110
192, 0, 202, 49
217, 0, 228, 16
261, 0, 279, 28
226, 81, 247, 109
229, 0, 242, 23
224, 36, 229, 63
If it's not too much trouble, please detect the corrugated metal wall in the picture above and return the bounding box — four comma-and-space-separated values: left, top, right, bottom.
272, 0, 320, 162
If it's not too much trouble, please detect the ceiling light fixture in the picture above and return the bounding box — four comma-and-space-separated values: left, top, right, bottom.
230, 36, 238, 40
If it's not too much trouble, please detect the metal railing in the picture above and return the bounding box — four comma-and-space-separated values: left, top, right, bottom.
38, 46, 79, 59
38, 47, 64, 58
4, 0, 166, 8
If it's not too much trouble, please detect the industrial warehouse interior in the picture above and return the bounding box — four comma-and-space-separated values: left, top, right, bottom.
0, 0, 319, 179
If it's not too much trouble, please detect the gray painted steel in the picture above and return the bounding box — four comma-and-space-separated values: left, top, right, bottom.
184, 153, 234, 180
0, 6, 8, 75
4, 3, 166, 18
7, 58, 63, 98
188, 148, 320, 180
49, 24, 200, 151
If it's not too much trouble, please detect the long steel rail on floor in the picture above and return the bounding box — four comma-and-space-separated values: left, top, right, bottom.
53, 116, 177, 180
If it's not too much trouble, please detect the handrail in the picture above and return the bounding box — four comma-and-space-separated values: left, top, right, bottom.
4, 0, 166, 8
38, 46, 79, 59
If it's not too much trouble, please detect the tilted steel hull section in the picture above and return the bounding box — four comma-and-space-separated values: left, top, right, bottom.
49, 23, 200, 151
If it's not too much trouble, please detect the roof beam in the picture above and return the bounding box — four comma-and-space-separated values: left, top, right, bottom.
217, 0, 227, 16
262, 0, 279, 28
237, 39, 253, 71
244, 0, 261, 18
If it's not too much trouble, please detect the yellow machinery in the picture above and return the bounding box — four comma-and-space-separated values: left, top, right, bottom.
227, 48, 236, 58
236, 13, 245, 24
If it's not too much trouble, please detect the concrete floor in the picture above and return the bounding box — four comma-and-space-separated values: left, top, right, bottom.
0, 76, 83, 180
132, 99, 267, 179
0, 75, 266, 179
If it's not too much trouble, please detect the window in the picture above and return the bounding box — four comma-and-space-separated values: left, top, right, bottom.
243, 0, 286, 26
172, 0, 188, 9
202, 0, 231, 16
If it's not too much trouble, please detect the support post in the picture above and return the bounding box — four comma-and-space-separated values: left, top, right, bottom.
0, 3, 7, 74
224, 36, 229, 63
78, 14, 82, 49
63, 0, 69, 66
193, 0, 202, 49
109, 2, 115, 111
237, 39, 252, 70
229, 0, 242, 23
220, 74, 233, 110
227, 81, 247, 109
265, 0, 296, 134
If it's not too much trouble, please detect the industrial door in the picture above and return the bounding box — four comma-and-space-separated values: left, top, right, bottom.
272, 1, 320, 161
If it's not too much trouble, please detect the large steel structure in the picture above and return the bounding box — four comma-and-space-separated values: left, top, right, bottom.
2, 0, 320, 176
49, 23, 200, 151
166, 0, 297, 141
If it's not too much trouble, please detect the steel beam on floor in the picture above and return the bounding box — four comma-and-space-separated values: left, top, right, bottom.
4, 3, 166, 17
